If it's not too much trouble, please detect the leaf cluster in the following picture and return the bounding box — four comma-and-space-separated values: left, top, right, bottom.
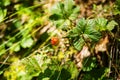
4, 53, 78, 80
49, 0, 80, 28
68, 18, 117, 50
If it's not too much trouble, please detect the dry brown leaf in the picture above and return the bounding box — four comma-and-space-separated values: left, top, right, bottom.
95, 35, 109, 53
79, 46, 91, 59
74, 46, 90, 69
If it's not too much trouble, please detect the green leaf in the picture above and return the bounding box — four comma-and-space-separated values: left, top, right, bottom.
85, 19, 101, 42
38, 68, 52, 80
0, 71, 3, 75
54, 19, 70, 29
11, 43, 21, 52
82, 56, 97, 71
86, 19, 96, 28
0, 8, 7, 22
42, 77, 49, 80
6, 41, 13, 47
85, 27, 101, 42
51, 3, 62, 15
0, 45, 6, 56
87, 33, 101, 42
82, 68, 109, 80
95, 18, 108, 31
64, 0, 74, 15
118, 39, 120, 41
116, 0, 120, 10
3, 0, 10, 6
77, 18, 86, 33
73, 37, 85, 51
69, 6, 80, 20
106, 20, 118, 31
50, 0, 79, 21
67, 62, 78, 79
53, 19, 64, 28
57, 68, 71, 80
68, 27, 81, 37
49, 14, 62, 20
13, 19, 22, 28
20, 37, 34, 48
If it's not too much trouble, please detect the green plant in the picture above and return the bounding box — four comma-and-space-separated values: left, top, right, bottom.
4, 52, 78, 80
4, 53, 51, 80
82, 67, 110, 80
49, 0, 80, 29
68, 18, 101, 50
68, 18, 117, 51
0, 8, 7, 22
0, 0, 119, 80
82, 56, 97, 71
